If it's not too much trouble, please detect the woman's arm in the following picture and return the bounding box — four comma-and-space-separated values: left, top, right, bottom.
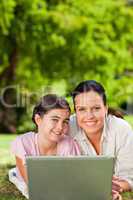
118, 179, 131, 192
16, 156, 28, 183
115, 120, 133, 192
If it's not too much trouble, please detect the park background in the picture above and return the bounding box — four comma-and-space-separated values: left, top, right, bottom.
0, 0, 133, 199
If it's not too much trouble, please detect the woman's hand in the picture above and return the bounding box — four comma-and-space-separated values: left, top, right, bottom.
112, 176, 123, 193
112, 190, 122, 200
112, 176, 123, 200
112, 175, 131, 192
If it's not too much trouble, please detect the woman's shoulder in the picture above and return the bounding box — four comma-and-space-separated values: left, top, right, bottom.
107, 114, 133, 136
108, 114, 132, 128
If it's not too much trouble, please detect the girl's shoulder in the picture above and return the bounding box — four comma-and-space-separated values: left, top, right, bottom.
11, 132, 38, 158
58, 135, 81, 156
12, 132, 36, 146
19, 131, 36, 140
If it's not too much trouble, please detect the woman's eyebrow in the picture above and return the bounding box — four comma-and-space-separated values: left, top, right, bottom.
50, 115, 60, 118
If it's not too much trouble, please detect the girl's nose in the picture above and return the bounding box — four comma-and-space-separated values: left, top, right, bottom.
55, 122, 63, 132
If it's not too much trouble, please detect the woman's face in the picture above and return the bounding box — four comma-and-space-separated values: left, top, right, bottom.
74, 91, 107, 136
35, 108, 70, 143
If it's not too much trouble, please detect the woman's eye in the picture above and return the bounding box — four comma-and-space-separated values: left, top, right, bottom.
94, 107, 101, 111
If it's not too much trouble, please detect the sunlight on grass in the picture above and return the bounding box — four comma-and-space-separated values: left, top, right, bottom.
0, 134, 16, 165
0, 165, 26, 200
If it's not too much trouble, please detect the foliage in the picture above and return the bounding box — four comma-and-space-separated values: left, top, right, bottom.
0, 0, 133, 132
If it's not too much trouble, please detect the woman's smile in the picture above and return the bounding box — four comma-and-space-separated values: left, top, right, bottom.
83, 120, 97, 126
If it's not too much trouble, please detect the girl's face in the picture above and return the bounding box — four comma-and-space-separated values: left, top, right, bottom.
35, 108, 70, 143
74, 91, 107, 136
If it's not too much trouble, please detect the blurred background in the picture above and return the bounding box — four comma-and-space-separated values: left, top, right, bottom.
0, 0, 133, 135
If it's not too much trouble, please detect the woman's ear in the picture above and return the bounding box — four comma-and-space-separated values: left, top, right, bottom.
34, 114, 42, 126
106, 105, 108, 115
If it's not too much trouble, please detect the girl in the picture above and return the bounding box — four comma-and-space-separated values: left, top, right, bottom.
9, 94, 80, 198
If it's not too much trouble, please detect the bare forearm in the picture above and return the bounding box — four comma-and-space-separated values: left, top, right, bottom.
16, 156, 28, 184
119, 180, 131, 192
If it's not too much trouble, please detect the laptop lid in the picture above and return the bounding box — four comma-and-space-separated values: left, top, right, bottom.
26, 156, 114, 200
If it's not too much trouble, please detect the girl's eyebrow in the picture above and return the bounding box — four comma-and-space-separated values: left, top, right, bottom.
50, 115, 70, 121
75, 105, 86, 108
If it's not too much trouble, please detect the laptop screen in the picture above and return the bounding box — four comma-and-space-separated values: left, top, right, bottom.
26, 156, 114, 200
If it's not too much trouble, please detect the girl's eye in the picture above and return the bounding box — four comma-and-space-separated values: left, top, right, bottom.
63, 120, 69, 125
52, 118, 58, 122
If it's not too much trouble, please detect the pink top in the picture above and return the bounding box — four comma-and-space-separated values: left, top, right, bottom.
11, 132, 81, 181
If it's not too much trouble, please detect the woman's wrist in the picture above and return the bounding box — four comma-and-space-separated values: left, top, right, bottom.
119, 180, 131, 192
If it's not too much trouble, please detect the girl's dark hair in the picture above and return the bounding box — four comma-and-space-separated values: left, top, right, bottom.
71, 80, 124, 118
32, 94, 71, 125
71, 80, 107, 105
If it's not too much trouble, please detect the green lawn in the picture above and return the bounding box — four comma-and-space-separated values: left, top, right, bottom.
0, 165, 26, 200
0, 134, 16, 165
0, 134, 26, 199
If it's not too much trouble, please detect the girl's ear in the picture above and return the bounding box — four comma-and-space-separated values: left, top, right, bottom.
34, 114, 42, 126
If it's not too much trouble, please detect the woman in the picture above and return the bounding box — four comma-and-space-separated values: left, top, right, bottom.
9, 94, 80, 198
70, 80, 133, 199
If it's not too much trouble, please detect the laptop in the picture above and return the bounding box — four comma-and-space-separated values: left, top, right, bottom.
26, 156, 114, 200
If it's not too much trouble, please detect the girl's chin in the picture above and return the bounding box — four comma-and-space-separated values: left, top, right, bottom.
49, 135, 62, 143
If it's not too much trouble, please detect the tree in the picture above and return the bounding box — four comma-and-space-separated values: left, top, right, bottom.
0, 0, 133, 132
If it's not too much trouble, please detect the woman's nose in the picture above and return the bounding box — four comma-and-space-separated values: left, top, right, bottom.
85, 110, 95, 118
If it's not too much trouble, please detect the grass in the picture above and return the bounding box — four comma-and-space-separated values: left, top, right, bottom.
0, 165, 26, 200
0, 134, 26, 199
0, 134, 16, 165
0, 115, 133, 200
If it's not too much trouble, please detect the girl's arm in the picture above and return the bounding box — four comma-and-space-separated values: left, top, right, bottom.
16, 156, 28, 183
